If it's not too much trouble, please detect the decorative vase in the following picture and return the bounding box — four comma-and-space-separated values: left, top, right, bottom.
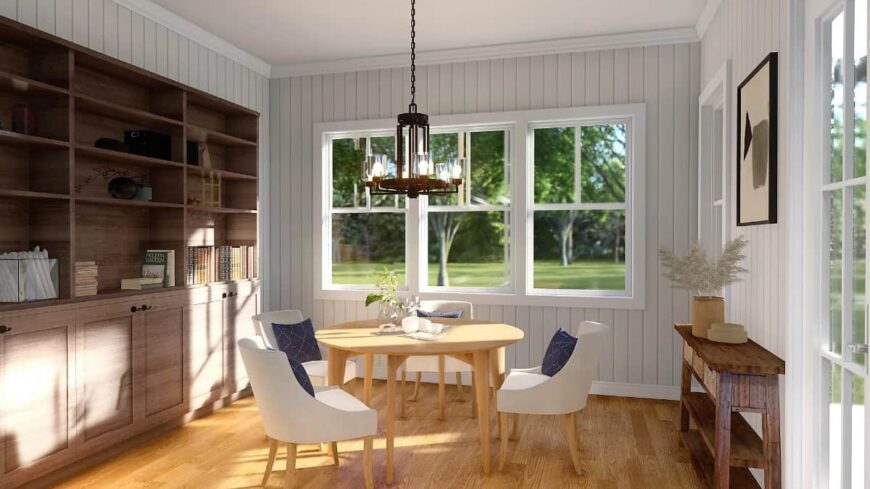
378, 302, 400, 325
691, 296, 725, 338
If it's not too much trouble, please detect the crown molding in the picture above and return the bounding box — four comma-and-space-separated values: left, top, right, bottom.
695, 0, 723, 39
114, 0, 272, 77
271, 26, 699, 78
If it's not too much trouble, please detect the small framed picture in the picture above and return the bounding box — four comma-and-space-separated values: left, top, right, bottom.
736, 52, 778, 226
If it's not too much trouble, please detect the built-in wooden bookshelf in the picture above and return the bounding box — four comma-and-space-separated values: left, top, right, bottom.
0, 16, 259, 303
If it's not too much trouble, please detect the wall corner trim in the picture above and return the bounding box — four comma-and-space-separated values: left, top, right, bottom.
114, 0, 272, 77
695, 0, 723, 39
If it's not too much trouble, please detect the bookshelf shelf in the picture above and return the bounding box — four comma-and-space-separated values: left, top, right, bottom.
0, 129, 69, 148
75, 94, 183, 128
0, 69, 70, 96
185, 165, 257, 181
0, 189, 70, 200
186, 124, 257, 147
75, 196, 185, 209
74, 144, 186, 170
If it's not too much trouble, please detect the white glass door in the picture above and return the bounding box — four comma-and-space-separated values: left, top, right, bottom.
821, 2, 868, 488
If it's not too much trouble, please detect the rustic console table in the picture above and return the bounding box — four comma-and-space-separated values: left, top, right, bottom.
675, 324, 785, 489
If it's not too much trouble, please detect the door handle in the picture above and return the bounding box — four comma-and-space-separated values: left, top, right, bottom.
850, 343, 869, 355
141, 305, 151, 311
0, 325, 11, 334
131, 306, 140, 313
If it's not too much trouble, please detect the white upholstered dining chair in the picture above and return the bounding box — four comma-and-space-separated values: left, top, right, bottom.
400, 300, 474, 418
496, 321, 609, 475
238, 337, 377, 489
252, 309, 357, 387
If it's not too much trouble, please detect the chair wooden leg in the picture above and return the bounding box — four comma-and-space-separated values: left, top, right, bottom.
330, 441, 339, 466
262, 439, 278, 486
401, 369, 407, 418
284, 442, 297, 489
511, 413, 520, 440
563, 412, 582, 475
363, 436, 374, 489
412, 372, 422, 401
499, 412, 509, 470
438, 355, 446, 420
455, 372, 464, 399
470, 372, 477, 418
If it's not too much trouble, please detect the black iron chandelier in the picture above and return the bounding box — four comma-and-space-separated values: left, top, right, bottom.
363, 0, 463, 198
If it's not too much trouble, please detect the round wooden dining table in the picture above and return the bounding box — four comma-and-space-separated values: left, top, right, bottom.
315, 318, 524, 483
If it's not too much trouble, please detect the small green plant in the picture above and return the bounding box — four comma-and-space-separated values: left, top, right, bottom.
365, 267, 401, 307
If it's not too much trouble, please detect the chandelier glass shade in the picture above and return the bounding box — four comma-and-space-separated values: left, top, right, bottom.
362, 0, 463, 198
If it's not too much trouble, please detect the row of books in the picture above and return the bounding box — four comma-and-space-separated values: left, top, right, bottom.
75, 261, 98, 297
186, 245, 257, 285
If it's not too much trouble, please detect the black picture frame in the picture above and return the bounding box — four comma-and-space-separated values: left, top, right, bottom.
736, 52, 778, 226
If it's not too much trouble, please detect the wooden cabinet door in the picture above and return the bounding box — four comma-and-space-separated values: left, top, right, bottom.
0, 311, 77, 487
140, 296, 186, 427
184, 296, 225, 411
74, 301, 138, 456
224, 282, 259, 394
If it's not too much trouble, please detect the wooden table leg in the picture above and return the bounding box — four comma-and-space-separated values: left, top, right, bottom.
762, 375, 781, 489
327, 347, 349, 386
713, 372, 732, 489
401, 369, 407, 418
490, 349, 503, 436
473, 349, 492, 474
680, 361, 691, 432
438, 355, 446, 420
363, 353, 374, 406
386, 355, 399, 485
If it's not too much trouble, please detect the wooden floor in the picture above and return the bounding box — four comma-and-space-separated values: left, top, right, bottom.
57, 381, 706, 488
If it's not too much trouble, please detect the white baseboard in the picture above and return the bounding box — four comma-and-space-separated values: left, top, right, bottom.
363, 367, 680, 401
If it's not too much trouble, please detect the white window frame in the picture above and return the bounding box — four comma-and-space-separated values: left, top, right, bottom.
314, 104, 646, 309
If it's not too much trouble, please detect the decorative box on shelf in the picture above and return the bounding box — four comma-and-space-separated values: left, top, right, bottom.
0, 257, 59, 302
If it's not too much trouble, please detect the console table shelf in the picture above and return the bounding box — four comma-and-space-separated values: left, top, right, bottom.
675, 324, 785, 489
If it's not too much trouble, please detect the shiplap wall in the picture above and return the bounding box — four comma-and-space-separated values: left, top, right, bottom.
700, 0, 789, 359
269, 43, 702, 390
0, 0, 271, 307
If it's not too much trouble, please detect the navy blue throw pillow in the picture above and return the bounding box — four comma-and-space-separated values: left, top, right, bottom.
287, 356, 315, 397
417, 309, 462, 318
272, 318, 322, 364
541, 328, 578, 377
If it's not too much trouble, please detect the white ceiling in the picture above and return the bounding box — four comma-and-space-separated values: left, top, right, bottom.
151, 0, 708, 68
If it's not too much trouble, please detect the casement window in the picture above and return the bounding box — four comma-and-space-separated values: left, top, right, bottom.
315, 104, 645, 308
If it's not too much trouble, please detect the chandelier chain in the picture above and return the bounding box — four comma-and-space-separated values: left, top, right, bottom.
410, 0, 416, 109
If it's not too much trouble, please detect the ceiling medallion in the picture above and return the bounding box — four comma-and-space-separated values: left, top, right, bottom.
363, 0, 463, 198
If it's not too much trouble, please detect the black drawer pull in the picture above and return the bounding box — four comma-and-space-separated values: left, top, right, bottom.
141, 304, 151, 311
222, 292, 228, 299
229, 292, 237, 297
131, 306, 140, 313
0, 325, 11, 334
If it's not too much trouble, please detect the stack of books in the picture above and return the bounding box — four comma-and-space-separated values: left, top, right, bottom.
75, 261, 98, 297
121, 277, 164, 290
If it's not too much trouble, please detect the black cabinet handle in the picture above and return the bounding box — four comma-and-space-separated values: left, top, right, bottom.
229, 292, 238, 297
131, 306, 140, 313
141, 304, 151, 311
222, 292, 228, 299
0, 325, 11, 334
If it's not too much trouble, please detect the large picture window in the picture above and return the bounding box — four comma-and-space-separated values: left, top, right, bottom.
315, 104, 645, 307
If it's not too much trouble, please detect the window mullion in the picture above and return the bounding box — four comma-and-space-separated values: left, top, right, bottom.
574, 125, 582, 203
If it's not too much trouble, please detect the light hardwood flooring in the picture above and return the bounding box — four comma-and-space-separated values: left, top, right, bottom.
56, 381, 705, 488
